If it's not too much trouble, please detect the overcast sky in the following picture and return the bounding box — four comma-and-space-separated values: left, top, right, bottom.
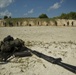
0, 0, 76, 18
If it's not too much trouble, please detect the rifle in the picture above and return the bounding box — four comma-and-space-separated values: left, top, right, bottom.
29, 49, 76, 74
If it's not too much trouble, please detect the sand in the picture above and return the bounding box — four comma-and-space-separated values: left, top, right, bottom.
0, 26, 76, 75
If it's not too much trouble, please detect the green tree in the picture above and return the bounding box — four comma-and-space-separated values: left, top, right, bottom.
68, 12, 76, 19
58, 12, 76, 19
59, 13, 68, 19
4, 16, 8, 19
38, 14, 48, 18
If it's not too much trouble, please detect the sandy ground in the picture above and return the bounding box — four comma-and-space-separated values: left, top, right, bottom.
0, 26, 76, 75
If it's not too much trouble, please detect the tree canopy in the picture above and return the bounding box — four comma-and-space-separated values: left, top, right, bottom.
3, 16, 12, 19
58, 12, 76, 19
38, 14, 48, 18
4, 16, 8, 19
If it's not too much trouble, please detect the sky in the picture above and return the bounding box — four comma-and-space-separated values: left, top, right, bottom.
0, 0, 76, 18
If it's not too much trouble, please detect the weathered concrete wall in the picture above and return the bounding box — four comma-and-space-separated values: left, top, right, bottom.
22, 21, 28, 26
0, 19, 76, 27
56, 19, 76, 26
0, 20, 4, 26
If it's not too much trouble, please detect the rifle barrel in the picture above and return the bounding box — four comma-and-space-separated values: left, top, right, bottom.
57, 62, 76, 73
30, 50, 76, 74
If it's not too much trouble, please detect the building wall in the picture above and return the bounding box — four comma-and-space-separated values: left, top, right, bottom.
0, 20, 4, 26
0, 19, 76, 27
